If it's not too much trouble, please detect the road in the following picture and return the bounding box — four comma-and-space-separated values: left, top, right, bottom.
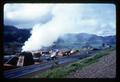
4, 49, 101, 78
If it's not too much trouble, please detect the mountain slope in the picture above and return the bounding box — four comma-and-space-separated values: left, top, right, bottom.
4, 25, 31, 55
51, 33, 116, 49
4, 25, 31, 43
4, 25, 116, 54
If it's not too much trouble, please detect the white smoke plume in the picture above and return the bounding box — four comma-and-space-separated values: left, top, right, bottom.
22, 4, 80, 51
21, 4, 115, 52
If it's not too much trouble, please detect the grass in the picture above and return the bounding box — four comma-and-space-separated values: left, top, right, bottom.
34, 48, 115, 78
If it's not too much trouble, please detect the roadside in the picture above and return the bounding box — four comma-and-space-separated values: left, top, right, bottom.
31, 48, 115, 78
67, 50, 116, 78
18, 52, 81, 78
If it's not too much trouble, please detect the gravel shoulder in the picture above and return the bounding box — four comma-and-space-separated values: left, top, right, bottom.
67, 50, 116, 78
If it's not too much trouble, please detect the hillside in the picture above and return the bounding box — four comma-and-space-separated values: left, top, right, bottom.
50, 33, 116, 50
67, 50, 116, 78
4, 25, 31, 43
4, 25, 116, 54
4, 25, 31, 55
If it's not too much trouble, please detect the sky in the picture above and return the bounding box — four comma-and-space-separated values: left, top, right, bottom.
4, 3, 116, 36
4, 3, 116, 51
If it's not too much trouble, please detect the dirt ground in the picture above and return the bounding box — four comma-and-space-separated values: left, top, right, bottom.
67, 50, 116, 78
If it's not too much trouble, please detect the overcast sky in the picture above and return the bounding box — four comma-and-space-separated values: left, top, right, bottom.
4, 3, 116, 36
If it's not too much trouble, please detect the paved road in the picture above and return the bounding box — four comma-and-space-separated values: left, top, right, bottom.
4, 50, 101, 78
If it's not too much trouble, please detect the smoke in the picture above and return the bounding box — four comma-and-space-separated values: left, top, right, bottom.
21, 4, 115, 52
